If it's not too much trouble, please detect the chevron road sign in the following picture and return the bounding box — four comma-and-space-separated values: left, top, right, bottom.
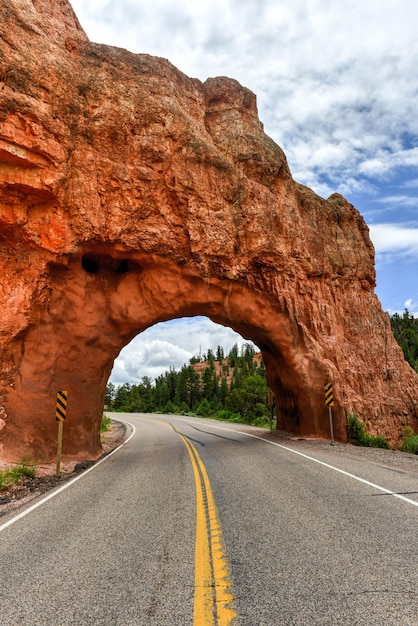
55, 390, 68, 477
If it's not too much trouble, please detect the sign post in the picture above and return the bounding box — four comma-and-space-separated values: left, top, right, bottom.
55, 390, 68, 477
324, 382, 335, 445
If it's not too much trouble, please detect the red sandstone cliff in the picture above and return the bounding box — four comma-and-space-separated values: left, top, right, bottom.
0, 0, 416, 460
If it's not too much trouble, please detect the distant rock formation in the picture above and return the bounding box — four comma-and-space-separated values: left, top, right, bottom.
0, 0, 416, 460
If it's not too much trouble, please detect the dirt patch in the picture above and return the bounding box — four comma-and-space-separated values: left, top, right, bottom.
0, 420, 127, 519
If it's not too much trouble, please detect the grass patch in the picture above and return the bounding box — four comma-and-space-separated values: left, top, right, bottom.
100, 414, 112, 433
347, 413, 391, 449
0, 463, 36, 491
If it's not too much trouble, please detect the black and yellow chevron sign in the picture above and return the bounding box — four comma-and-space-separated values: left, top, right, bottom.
56, 390, 68, 422
324, 382, 334, 407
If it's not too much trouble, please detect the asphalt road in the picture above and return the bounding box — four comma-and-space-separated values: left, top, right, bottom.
0, 413, 417, 625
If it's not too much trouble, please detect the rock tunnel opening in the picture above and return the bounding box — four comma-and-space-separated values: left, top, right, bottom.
0, 252, 342, 462
103, 307, 308, 442
106, 316, 264, 418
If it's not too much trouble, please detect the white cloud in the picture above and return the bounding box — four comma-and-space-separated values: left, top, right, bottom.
377, 195, 418, 209
70, 0, 418, 193
404, 298, 418, 312
359, 148, 418, 179
111, 339, 192, 385
402, 178, 418, 189
110, 317, 255, 384
369, 223, 418, 260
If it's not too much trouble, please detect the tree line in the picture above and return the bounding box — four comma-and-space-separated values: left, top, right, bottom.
390, 309, 418, 373
105, 343, 271, 425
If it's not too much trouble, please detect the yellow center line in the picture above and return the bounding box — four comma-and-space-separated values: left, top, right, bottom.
182, 434, 216, 625
140, 417, 236, 624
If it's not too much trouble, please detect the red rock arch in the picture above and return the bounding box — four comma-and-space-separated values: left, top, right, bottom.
2, 250, 343, 461
0, 0, 417, 460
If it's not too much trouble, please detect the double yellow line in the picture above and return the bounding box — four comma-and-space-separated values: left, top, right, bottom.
179, 431, 236, 625
146, 419, 236, 624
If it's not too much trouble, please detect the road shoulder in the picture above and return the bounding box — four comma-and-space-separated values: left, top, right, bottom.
0, 419, 128, 519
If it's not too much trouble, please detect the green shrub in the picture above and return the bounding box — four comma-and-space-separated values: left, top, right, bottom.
347, 412, 367, 443
195, 399, 212, 416
253, 415, 270, 427
347, 413, 390, 449
179, 402, 190, 415
100, 414, 112, 433
0, 462, 36, 492
215, 409, 243, 422
164, 401, 179, 414
11, 463, 35, 480
364, 434, 391, 449
400, 427, 418, 454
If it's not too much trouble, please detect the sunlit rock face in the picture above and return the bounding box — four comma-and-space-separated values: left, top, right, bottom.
0, 0, 417, 461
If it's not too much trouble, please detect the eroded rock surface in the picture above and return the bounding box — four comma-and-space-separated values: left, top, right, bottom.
0, 0, 417, 461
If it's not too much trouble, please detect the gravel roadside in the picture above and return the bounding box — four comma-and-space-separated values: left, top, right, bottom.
0, 420, 127, 519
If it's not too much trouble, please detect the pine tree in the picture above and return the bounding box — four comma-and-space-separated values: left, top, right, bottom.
390, 309, 418, 372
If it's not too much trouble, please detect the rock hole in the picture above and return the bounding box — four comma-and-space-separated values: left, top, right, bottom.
82, 254, 135, 275
82, 254, 100, 274
116, 259, 129, 274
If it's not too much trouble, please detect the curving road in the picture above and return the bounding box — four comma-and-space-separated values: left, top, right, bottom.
0, 413, 417, 625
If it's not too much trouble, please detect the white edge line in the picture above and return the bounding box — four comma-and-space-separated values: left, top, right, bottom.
0, 420, 136, 534
180, 418, 418, 508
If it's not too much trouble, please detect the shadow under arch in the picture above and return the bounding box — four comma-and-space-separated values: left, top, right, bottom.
2, 250, 343, 461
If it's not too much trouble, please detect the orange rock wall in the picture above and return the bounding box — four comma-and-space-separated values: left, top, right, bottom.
0, 0, 417, 460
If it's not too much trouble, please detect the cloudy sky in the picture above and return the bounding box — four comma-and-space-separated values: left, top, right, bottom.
70, 0, 418, 384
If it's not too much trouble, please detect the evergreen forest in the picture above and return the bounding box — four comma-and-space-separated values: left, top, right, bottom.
105, 310, 418, 424
389, 309, 418, 373
105, 343, 272, 425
